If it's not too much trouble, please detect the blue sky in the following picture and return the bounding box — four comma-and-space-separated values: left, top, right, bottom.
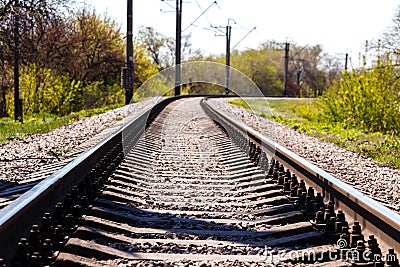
83, 0, 399, 65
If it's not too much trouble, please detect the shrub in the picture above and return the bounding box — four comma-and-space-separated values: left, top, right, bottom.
323, 56, 400, 134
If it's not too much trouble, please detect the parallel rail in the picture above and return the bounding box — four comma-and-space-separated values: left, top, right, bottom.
0, 125, 124, 210
202, 97, 400, 254
0, 95, 398, 266
0, 96, 176, 262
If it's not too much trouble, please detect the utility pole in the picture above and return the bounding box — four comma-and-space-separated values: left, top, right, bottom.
225, 25, 231, 95
175, 0, 182, 96
13, 0, 22, 122
121, 0, 134, 105
283, 42, 289, 97
345, 53, 348, 71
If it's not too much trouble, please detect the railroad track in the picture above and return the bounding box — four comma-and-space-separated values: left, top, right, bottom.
0, 122, 122, 210
0, 100, 156, 210
0, 96, 399, 266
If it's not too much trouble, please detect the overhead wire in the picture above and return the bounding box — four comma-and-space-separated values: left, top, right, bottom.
183, 0, 218, 32
160, 0, 175, 11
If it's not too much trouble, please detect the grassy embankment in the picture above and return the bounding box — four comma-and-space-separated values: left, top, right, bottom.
229, 98, 400, 168
0, 104, 124, 145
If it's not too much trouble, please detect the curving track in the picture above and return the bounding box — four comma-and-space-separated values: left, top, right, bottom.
0, 97, 399, 266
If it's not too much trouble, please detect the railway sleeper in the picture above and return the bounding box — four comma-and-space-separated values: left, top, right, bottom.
6, 98, 400, 266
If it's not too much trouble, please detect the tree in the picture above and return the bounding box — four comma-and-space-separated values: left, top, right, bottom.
138, 26, 166, 68
210, 41, 340, 97
0, 0, 71, 65
0, 67, 12, 117
381, 6, 400, 63
132, 43, 159, 90
289, 44, 328, 96
59, 10, 125, 86
324, 56, 400, 134
0, 0, 71, 117
229, 47, 283, 95
137, 26, 203, 70
1, 2, 160, 117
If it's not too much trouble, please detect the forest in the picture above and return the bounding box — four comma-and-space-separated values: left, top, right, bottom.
1, 0, 400, 136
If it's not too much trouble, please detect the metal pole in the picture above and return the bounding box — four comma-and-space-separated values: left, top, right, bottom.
121, 0, 134, 105
175, 0, 182, 96
225, 25, 231, 95
283, 42, 289, 97
345, 53, 348, 71
13, 2, 22, 122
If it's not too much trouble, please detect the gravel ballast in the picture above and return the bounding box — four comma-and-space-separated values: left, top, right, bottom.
1, 97, 399, 213
0, 98, 160, 183
209, 98, 400, 213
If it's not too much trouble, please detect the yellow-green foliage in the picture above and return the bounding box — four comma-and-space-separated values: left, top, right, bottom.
269, 99, 323, 122
323, 58, 400, 134
6, 64, 126, 117
231, 98, 400, 168
228, 99, 251, 110
229, 48, 283, 95
6, 64, 81, 116
0, 104, 123, 144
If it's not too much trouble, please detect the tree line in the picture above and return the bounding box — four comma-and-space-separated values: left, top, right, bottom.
137, 5, 400, 135
0, 0, 351, 118
2, 0, 400, 136
0, 0, 157, 117
137, 26, 344, 97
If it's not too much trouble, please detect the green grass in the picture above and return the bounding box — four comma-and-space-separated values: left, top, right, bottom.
0, 104, 124, 144
229, 98, 400, 168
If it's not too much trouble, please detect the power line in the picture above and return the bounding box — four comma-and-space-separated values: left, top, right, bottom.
232, 26, 256, 50
183, 1, 217, 32
210, 25, 225, 36
193, 0, 215, 28
160, 0, 175, 10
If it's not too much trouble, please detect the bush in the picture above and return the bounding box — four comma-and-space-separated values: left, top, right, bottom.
5, 64, 125, 117
323, 56, 400, 134
6, 64, 81, 116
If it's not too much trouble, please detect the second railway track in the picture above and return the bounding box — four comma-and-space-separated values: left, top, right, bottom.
0, 96, 399, 266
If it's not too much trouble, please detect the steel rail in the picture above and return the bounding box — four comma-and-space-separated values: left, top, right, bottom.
0, 96, 178, 262
2, 94, 398, 264
201, 97, 400, 255
0, 95, 228, 263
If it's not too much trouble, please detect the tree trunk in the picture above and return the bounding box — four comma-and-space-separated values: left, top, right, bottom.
0, 88, 8, 117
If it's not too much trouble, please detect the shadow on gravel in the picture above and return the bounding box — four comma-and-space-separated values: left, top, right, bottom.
84, 196, 327, 251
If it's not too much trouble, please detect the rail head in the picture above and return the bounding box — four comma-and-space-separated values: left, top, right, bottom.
0, 95, 226, 263
0, 96, 179, 262
1, 95, 399, 262
202, 97, 400, 253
